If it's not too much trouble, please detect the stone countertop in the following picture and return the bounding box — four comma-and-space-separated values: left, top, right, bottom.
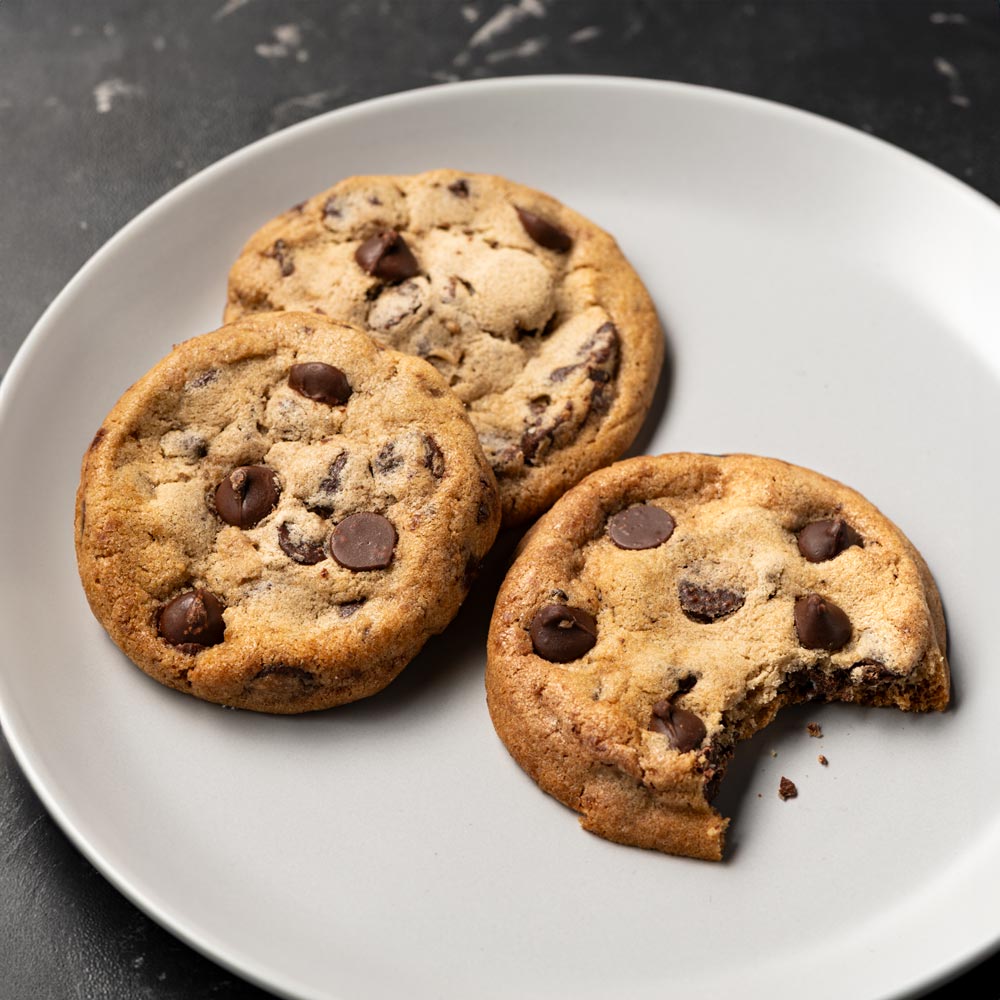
1, 2, 997, 997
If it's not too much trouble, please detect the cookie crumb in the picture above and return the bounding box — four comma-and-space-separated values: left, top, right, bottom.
818, 754, 828, 766
778, 776, 798, 800
807, 722, 823, 738
770, 750, 778, 758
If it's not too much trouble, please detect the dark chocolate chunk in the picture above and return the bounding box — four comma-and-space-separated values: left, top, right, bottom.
277, 523, 327, 565
329, 512, 397, 570
89, 427, 107, 451
528, 604, 597, 662
797, 518, 863, 563
448, 178, 469, 197
215, 466, 280, 528
678, 581, 745, 623
337, 600, 365, 618
423, 435, 445, 478
794, 594, 852, 651
159, 589, 226, 648
355, 229, 419, 281
650, 701, 707, 753
607, 504, 675, 550
778, 776, 798, 800
515, 206, 573, 252
265, 238, 294, 276
289, 362, 352, 405
374, 442, 402, 474
323, 197, 341, 218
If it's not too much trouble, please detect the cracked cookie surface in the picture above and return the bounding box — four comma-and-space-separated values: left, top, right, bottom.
224, 169, 664, 526
485, 453, 949, 860
75, 312, 500, 713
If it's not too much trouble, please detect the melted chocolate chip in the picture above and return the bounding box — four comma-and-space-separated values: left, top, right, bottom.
215, 466, 280, 528
329, 512, 396, 570
355, 230, 419, 281
265, 238, 294, 276
423, 435, 445, 478
528, 604, 597, 662
323, 197, 341, 218
89, 427, 107, 451
289, 362, 352, 405
448, 178, 470, 197
650, 701, 706, 753
337, 600, 365, 618
794, 594, 852, 651
678, 581, 746, 623
374, 442, 402, 474
797, 518, 863, 563
277, 522, 327, 565
159, 589, 226, 648
607, 505, 675, 550
515, 206, 573, 252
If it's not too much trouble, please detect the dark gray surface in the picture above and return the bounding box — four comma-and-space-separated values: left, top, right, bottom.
1, 2, 998, 997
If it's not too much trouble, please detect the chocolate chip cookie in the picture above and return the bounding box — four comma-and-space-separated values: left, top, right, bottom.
224, 169, 664, 526
485, 453, 949, 860
76, 312, 500, 713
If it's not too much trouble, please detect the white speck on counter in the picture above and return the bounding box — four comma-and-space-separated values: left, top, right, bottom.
431, 70, 461, 83
569, 25, 601, 43
934, 56, 971, 107
70, 24, 84, 37
103, 22, 116, 38
469, 0, 546, 49
214, 0, 255, 19
152, 35, 167, 52
79, 221, 89, 230
93, 78, 144, 114
461, 4, 479, 22
255, 23, 307, 60
930, 12, 968, 24
484, 35, 547, 63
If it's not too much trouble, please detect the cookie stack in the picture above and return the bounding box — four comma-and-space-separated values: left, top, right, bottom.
75, 169, 949, 860
76, 170, 663, 712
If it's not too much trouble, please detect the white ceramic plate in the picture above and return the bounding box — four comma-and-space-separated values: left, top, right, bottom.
2, 77, 999, 1000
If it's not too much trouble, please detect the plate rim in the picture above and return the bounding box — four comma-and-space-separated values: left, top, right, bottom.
2, 74, 999, 1000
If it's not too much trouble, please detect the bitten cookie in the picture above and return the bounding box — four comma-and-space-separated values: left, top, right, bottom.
76, 312, 500, 713
224, 169, 664, 526
485, 453, 949, 860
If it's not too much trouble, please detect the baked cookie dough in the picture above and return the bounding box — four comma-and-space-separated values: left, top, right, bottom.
485, 453, 949, 860
224, 169, 664, 526
76, 312, 500, 713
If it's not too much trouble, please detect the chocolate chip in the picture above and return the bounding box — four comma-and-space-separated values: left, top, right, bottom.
650, 701, 707, 753
778, 777, 798, 800
323, 197, 341, 218
423, 435, 445, 478
355, 229, 419, 281
215, 466, 280, 528
794, 594, 852, 651
289, 362, 352, 405
265, 238, 294, 276
797, 518, 863, 563
678, 581, 746, 623
550, 363, 580, 383
329, 512, 397, 570
448, 178, 470, 197
337, 600, 365, 618
159, 589, 226, 648
374, 442, 402, 474
607, 505, 675, 550
89, 427, 107, 451
515, 206, 572, 252
528, 604, 597, 662
277, 522, 327, 565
